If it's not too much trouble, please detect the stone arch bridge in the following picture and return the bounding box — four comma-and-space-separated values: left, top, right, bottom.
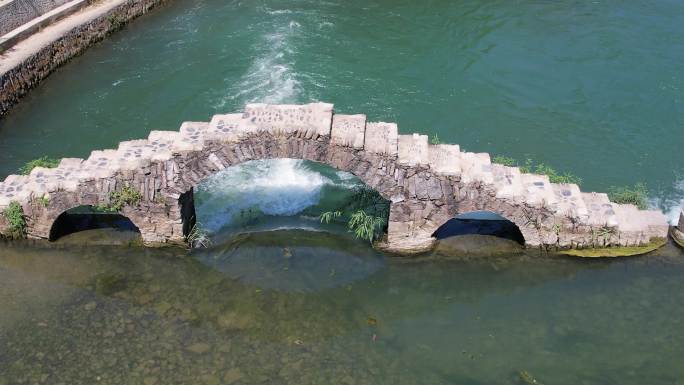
0, 102, 669, 253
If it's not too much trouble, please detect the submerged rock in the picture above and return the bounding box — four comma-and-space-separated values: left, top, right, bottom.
434, 234, 524, 257
223, 368, 243, 384
186, 342, 211, 354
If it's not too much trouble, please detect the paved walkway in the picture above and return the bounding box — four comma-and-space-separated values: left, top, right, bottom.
0, 0, 127, 76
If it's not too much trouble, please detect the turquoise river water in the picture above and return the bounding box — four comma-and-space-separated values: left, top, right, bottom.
2, 1, 684, 384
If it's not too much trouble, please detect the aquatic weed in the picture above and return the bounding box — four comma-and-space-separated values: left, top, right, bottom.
187, 223, 212, 248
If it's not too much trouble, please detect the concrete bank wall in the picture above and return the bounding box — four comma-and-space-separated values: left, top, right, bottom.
0, 0, 169, 117
0, 0, 75, 35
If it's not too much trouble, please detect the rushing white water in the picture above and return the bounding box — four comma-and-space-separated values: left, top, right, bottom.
218, 10, 302, 107
195, 159, 360, 233
664, 180, 684, 225
649, 179, 684, 225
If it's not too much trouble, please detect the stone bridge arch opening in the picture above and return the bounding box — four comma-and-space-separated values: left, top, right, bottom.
49, 205, 141, 243
180, 158, 391, 242
432, 211, 526, 246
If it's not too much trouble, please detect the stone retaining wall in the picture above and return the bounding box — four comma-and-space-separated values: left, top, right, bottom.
0, 0, 169, 117
0, 0, 75, 35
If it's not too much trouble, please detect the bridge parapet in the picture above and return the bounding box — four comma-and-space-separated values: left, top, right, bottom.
0, 102, 670, 253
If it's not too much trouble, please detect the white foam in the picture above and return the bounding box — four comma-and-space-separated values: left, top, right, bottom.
196, 159, 358, 232
650, 179, 684, 225
218, 17, 302, 107
665, 180, 684, 225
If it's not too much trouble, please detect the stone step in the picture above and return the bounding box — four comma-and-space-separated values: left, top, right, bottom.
491, 164, 524, 200
612, 204, 669, 244
176, 121, 211, 150
551, 183, 589, 219
27, 167, 62, 194
243, 102, 334, 137
54, 157, 86, 190
581, 192, 618, 227
0, 175, 30, 204
521, 173, 557, 206
460, 152, 493, 184
117, 139, 154, 170
207, 113, 250, 142
147, 130, 180, 161
613, 204, 668, 233
398, 134, 429, 166
364, 122, 398, 155
331, 114, 366, 149
83, 149, 122, 179
428, 144, 461, 176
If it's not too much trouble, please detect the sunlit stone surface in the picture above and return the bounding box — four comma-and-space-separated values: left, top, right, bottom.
0, 102, 670, 253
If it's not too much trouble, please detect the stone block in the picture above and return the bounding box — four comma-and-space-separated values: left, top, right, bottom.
208, 114, 252, 142
428, 144, 460, 175
331, 114, 366, 148
243, 102, 333, 137
398, 133, 429, 166
364, 122, 398, 155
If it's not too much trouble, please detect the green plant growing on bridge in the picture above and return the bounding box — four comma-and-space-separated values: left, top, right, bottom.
608, 183, 648, 210
430, 133, 441, 145
492, 155, 582, 185
187, 223, 212, 248
95, 185, 143, 212
3, 201, 26, 238
320, 185, 389, 244
39, 196, 49, 207
492, 155, 517, 167
348, 210, 387, 244
19, 156, 59, 175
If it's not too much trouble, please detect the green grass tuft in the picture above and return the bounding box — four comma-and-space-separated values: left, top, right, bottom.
3, 201, 26, 238
95, 185, 143, 212
608, 183, 649, 210
492, 155, 582, 185
319, 186, 389, 243
491, 155, 517, 167
187, 223, 212, 248
19, 156, 60, 175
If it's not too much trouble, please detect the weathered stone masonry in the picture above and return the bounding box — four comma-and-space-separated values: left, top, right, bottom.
0, 0, 170, 117
0, 0, 75, 36
0, 102, 670, 253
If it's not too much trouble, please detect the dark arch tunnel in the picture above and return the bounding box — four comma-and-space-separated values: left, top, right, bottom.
432, 211, 526, 245
49, 205, 141, 242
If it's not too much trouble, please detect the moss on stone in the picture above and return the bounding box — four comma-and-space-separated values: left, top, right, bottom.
670, 227, 684, 249
558, 238, 667, 258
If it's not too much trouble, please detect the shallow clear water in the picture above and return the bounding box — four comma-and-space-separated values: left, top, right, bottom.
2, 1, 684, 384
1, 233, 684, 385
